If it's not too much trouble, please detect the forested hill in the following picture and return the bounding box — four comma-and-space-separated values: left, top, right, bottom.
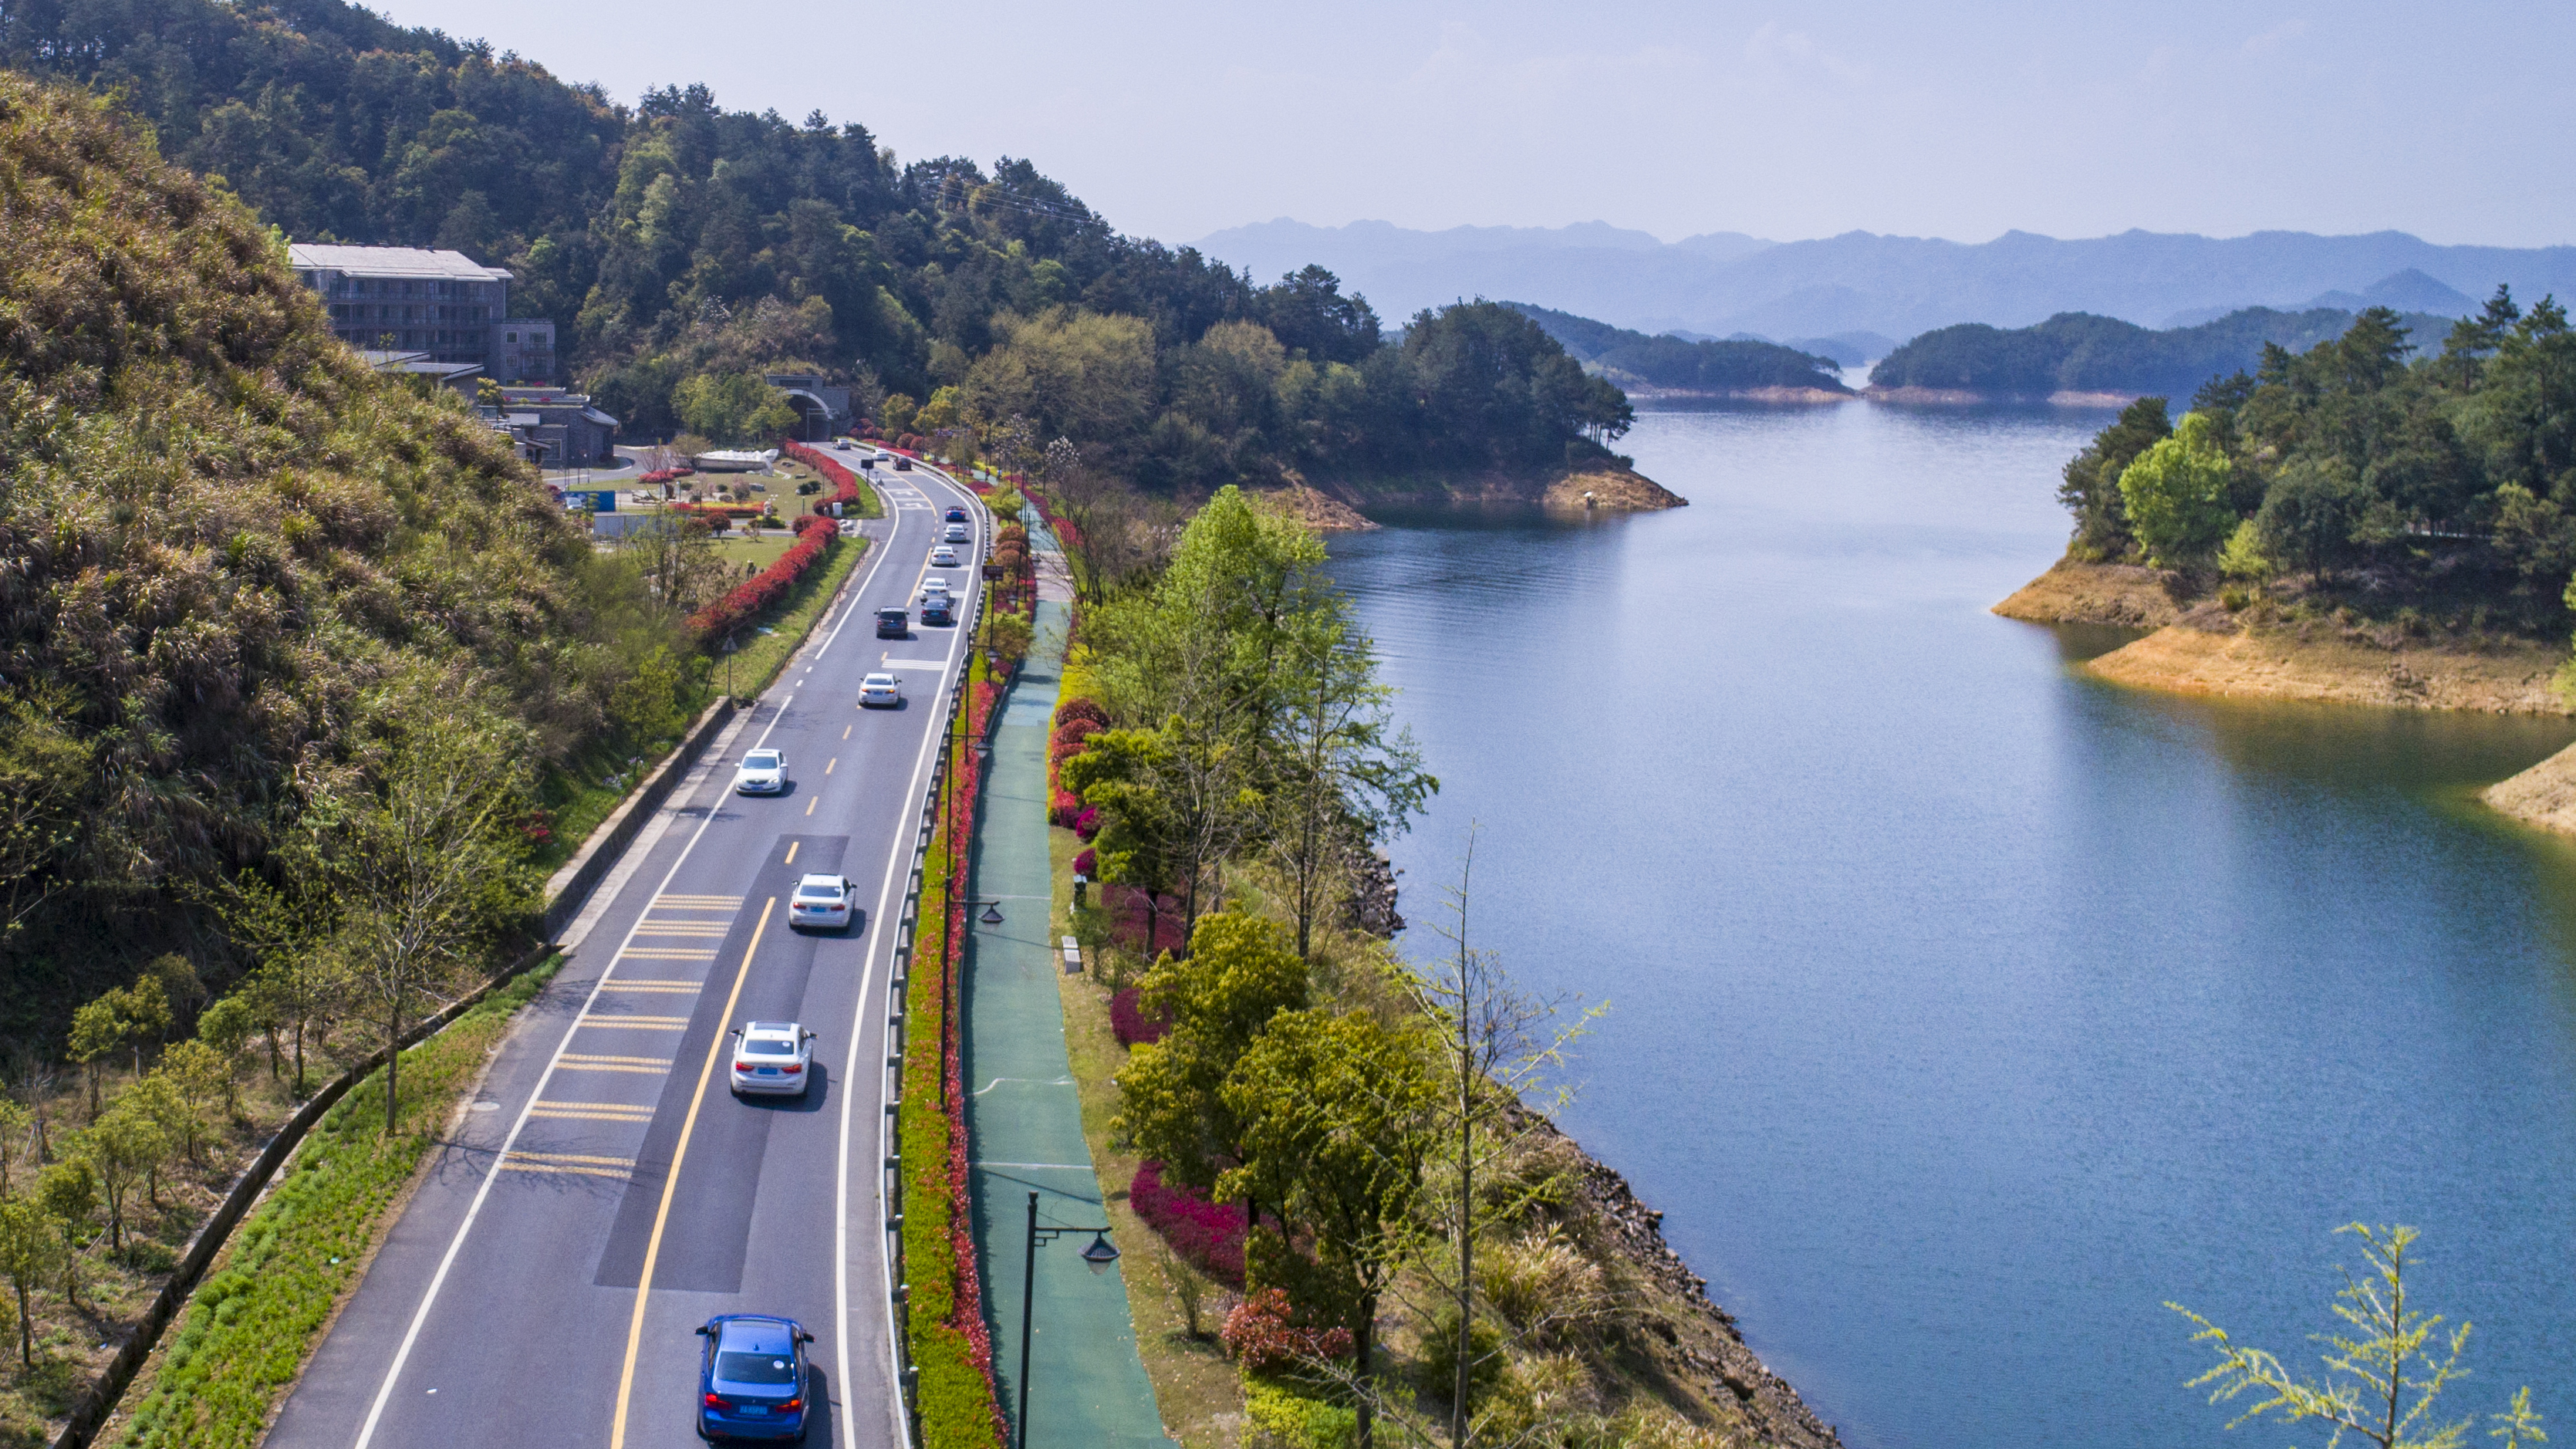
0, 0, 1632, 491
1507, 302, 1850, 394
1870, 306, 2464, 400
0, 73, 693, 1026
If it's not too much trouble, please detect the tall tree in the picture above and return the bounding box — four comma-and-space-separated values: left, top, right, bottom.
1222, 1007, 1436, 1449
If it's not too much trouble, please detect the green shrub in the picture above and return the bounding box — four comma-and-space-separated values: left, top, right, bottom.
1245, 1382, 1356, 1449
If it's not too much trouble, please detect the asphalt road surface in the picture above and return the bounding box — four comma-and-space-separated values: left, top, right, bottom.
267, 456, 985, 1449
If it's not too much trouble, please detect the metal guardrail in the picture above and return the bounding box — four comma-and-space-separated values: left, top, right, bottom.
883, 478, 998, 1447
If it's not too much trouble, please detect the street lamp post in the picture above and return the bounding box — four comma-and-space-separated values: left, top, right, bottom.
1015, 1190, 1117, 1449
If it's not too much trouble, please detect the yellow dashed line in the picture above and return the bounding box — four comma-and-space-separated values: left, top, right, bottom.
787, 839, 802, 860
805, 798, 817, 816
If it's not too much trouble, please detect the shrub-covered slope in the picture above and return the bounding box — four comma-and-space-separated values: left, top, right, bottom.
1870, 305, 2460, 400
0, 74, 650, 1023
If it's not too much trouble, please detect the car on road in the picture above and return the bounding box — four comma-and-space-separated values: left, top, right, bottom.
918, 594, 955, 627
873, 451, 892, 464
893, 457, 912, 471
875, 606, 908, 639
944, 505, 968, 523
732, 749, 788, 795
729, 1021, 815, 1098
790, 873, 859, 930
930, 545, 960, 567
920, 576, 951, 596
859, 672, 903, 708
943, 522, 969, 543
832, 439, 850, 451
695, 1313, 814, 1441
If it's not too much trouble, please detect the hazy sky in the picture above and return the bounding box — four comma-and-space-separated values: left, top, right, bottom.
376, 0, 2576, 248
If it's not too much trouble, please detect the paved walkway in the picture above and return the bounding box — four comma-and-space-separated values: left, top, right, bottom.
964, 512, 1163, 1447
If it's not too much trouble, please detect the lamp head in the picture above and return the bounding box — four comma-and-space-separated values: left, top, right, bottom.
1080, 1231, 1119, 1275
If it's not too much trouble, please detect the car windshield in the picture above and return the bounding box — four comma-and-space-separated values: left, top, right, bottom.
716, 1350, 798, 1384
865, 675, 895, 687
743, 752, 780, 769
742, 1038, 795, 1056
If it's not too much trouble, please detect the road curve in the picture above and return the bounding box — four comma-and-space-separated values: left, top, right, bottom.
265, 458, 985, 1449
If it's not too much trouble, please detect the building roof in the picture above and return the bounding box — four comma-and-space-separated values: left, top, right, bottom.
287, 245, 512, 282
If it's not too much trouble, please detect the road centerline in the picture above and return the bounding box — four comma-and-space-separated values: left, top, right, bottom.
609, 895, 775, 1449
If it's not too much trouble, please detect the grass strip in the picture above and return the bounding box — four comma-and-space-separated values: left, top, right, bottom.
106, 958, 562, 1449
720, 528, 870, 704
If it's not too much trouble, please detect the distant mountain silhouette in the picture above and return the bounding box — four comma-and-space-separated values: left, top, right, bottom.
1195, 221, 2575, 345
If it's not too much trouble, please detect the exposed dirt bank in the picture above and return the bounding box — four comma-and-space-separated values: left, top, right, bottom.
1313, 464, 1690, 512
1862, 387, 2139, 407
1624, 385, 1852, 404
1547, 467, 1690, 513
1992, 558, 2185, 630
2483, 744, 2576, 836
1997, 560, 2571, 715
1253, 479, 1379, 532
2085, 626, 2570, 713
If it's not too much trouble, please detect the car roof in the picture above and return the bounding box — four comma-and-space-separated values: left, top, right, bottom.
742, 1020, 800, 1037
795, 873, 843, 888
863, 672, 897, 684
711, 1314, 798, 1348
744, 749, 780, 762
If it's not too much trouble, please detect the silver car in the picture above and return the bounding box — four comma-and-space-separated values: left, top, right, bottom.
930, 545, 960, 567
859, 672, 903, 708
942, 522, 969, 543
732, 748, 788, 795
728, 1022, 815, 1097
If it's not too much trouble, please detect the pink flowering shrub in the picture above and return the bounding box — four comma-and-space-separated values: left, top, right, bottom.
1109, 987, 1170, 1049
1072, 807, 1100, 842
1072, 847, 1096, 878
1129, 1161, 1246, 1285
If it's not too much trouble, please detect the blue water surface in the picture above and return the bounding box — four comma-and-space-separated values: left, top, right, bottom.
1326, 400, 2576, 1449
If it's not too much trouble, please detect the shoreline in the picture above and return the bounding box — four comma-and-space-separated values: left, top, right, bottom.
1995, 556, 2576, 836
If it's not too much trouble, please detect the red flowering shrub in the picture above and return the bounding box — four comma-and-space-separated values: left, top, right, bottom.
687, 512, 839, 640
1129, 1161, 1245, 1285
1109, 988, 1170, 1049
1054, 697, 1110, 732
1220, 1288, 1351, 1369
1049, 789, 1081, 828
1072, 846, 1096, 878
1052, 718, 1101, 759
1072, 806, 1099, 842
1102, 885, 1187, 954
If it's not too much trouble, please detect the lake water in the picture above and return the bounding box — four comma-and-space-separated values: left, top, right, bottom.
1324, 400, 2576, 1449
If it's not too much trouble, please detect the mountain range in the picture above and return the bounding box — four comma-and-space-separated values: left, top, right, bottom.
1196, 221, 2576, 354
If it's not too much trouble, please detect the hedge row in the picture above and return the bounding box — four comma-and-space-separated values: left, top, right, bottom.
685, 511, 837, 641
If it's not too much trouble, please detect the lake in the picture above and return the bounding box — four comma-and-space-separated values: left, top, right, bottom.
1324, 400, 2576, 1449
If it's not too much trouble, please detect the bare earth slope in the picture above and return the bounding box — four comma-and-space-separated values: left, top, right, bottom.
1992, 559, 2183, 629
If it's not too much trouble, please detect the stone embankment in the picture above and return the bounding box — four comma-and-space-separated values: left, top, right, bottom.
1515, 1109, 1845, 1449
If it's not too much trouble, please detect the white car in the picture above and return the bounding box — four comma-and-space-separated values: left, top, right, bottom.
873, 451, 893, 464
859, 672, 903, 708
729, 1021, 815, 1097
790, 873, 859, 931
930, 545, 960, 567
920, 576, 951, 597
942, 522, 969, 543
733, 748, 788, 795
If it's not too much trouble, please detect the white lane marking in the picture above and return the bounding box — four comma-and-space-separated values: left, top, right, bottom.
842, 461, 984, 1449
349, 701, 802, 1449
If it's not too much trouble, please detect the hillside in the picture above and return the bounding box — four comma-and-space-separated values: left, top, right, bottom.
1867, 306, 2435, 400
1507, 303, 1848, 396
0, 73, 677, 1025
1197, 220, 2576, 345
0, 0, 1634, 498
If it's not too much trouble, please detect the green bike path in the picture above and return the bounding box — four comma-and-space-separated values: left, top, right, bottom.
964, 520, 1165, 1447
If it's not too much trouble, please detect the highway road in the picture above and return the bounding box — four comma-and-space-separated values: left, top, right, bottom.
267, 455, 985, 1449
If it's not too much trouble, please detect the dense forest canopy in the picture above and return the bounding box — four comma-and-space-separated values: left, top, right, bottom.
0, 73, 694, 1026
1875, 305, 2464, 400
0, 0, 1630, 490
1507, 302, 1850, 394
2058, 295, 2576, 631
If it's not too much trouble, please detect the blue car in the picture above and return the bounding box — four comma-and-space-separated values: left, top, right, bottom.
696, 1315, 814, 1442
